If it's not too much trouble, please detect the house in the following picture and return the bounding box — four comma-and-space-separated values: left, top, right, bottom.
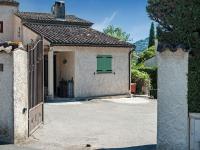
0, 0, 133, 143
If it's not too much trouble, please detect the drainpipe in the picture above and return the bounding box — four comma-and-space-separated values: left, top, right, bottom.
129, 45, 136, 91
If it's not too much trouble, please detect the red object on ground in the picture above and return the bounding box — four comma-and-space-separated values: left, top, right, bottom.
131, 83, 136, 94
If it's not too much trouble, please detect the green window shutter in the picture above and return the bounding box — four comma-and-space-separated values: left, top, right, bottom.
97, 56, 104, 72
97, 55, 112, 73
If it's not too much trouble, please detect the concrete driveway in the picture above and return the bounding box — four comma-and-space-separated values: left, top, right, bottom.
1, 97, 157, 150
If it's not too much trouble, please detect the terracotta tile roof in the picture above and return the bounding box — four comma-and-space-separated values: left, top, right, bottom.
15, 12, 94, 27
24, 23, 133, 48
0, 0, 19, 6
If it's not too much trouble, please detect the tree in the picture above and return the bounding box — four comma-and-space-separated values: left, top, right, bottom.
148, 22, 155, 47
103, 25, 131, 42
147, 0, 200, 53
137, 46, 156, 64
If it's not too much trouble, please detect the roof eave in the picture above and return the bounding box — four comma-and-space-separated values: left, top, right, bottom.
50, 43, 133, 48
0, 1, 19, 7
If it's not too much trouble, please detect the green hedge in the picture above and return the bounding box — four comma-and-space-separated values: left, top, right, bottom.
131, 69, 150, 94
138, 67, 157, 98
138, 67, 157, 89
188, 57, 200, 113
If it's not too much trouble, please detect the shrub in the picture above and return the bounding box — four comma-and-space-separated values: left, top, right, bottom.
138, 67, 157, 90
137, 46, 156, 64
138, 67, 157, 98
131, 69, 150, 94
188, 56, 200, 113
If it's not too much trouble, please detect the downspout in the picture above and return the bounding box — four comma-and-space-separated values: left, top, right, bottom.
129, 45, 136, 91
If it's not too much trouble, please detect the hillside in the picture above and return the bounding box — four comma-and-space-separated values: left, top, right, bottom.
134, 38, 149, 53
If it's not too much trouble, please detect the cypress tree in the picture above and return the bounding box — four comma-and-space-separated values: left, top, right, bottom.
148, 22, 155, 47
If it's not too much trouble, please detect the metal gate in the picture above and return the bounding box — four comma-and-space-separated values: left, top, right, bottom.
28, 38, 44, 136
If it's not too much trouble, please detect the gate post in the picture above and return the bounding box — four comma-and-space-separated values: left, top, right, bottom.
157, 48, 189, 150
13, 48, 29, 143
48, 47, 54, 99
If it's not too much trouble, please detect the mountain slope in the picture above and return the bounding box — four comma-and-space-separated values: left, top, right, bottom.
134, 38, 149, 53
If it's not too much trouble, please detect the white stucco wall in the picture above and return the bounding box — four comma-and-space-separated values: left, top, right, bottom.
0, 5, 18, 41
22, 26, 39, 46
52, 46, 130, 98
157, 49, 189, 150
0, 52, 14, 143
190, 113, 200, 150
13, 16, 23, 42
13, 49, 28, 143
56, 52, 75, 87
74, 47, 130, 97
144, 56, 157, 67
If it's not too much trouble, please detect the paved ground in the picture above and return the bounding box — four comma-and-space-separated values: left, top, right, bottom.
0, 97, 157, 150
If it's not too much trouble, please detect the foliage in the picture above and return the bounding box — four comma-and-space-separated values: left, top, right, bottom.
131, 69, 150, 94
148, 22, 155, 48
188, 56, 200, 113
147, 0, 200, 53
137, 46, 156, 64
138, 67, 157, 90
103, 25, 131, 42
134, 38, 149, 54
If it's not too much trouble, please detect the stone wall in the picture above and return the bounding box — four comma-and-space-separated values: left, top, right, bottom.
157, 49, 189, 150
0, 52, 14, 143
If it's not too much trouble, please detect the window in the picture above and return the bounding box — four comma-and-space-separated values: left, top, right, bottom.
0, 21, 3, 33
97, 55, 112, 73
0, 64, 3, 72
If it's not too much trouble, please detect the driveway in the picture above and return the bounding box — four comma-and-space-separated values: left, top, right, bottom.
1, 97, 157, 150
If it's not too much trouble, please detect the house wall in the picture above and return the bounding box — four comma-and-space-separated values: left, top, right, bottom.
0, 5, 18, 41
13, 16, 23, 42
157, 49, 189, 150
22, 26, 39, 45
13, 49, 28, 143
74, 47, 130, 98
0, 52, 14, 143
56, 52, 75, 87
22, 25, 50, 46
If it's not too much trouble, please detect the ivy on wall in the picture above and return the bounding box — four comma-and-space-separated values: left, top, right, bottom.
188, 56, 200, 113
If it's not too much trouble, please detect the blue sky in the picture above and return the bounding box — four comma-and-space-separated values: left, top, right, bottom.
18, 0, 152, 42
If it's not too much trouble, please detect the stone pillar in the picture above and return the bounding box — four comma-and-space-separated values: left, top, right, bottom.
13, 48, 29, 143
48, 48, 54, 98
157, 48, 189, 150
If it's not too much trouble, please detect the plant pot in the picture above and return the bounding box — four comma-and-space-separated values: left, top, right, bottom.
131, 83, 137, 94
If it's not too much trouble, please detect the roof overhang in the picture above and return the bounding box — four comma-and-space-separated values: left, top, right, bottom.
0, 0, 19, 7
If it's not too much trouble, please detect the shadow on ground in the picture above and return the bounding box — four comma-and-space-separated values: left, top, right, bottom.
98, 145, 156, 150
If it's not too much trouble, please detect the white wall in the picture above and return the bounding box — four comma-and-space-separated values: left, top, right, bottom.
74, 47, 130, 97
56, 52, 75, 87
13, 49, 28, 143
0, 5, 18, 41
144, 56, 157, 67
0, 52, 14, 143
22, 26, 39, 46
13, 16, 23, 42
157, 49, 189, 150
190, 113, 200, 150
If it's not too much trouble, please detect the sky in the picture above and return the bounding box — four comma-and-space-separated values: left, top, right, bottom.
18, 0, 152, 42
